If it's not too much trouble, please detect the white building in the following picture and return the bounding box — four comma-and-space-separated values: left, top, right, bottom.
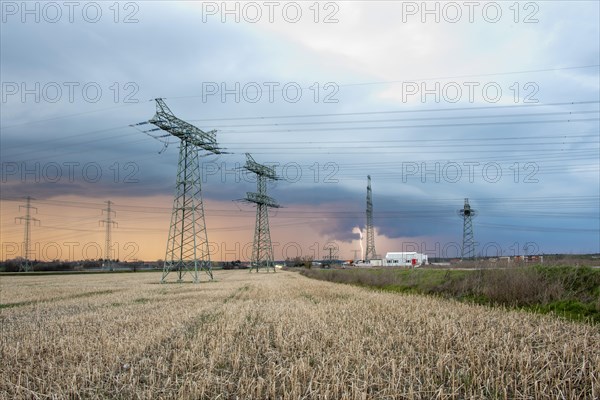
384, 252, 428, 267
354, 252, 429, 267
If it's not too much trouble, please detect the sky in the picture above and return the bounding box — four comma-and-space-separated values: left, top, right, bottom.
1, 0, 599, 262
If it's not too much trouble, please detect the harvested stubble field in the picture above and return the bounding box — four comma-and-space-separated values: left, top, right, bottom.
1, 270, 598, 399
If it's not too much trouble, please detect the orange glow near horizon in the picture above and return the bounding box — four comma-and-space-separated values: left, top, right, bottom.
1, 195, 445, 262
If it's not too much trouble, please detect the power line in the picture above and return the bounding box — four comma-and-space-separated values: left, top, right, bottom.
220, 117, 600, 135
477, 222, 598, 233
3, 66, 596, 129
3, 104, 597, 161
189, 100, 600, 122
2, 195, 598, 209
220, 133, 599, 145
210, 110, 599, 130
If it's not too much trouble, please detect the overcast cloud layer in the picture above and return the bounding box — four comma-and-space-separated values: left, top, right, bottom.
1, 1, 599, 259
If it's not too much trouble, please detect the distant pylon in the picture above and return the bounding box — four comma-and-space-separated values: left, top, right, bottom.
365, 175, 377, 260
15, 196, 40, 272
137, 98, 225, 283
458, 198, 478, 259
323, 242, 338, 265
243, 153, 280, 273
99, 200, 117, 271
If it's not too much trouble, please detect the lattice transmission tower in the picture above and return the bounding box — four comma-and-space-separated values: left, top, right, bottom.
323, 242, 338, 266
99, 200, 117, 271
15, 196, 39, 272
243, 153, 280, 273
458, 198, 478, 259
365, 175, 377, 260
134, 98, 225, 283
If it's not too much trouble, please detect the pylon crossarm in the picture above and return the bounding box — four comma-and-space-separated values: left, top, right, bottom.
244, 192, 280, 208
150, 98, 220, 152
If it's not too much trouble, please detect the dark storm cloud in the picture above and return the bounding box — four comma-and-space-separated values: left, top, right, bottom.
1, 1, 598, 253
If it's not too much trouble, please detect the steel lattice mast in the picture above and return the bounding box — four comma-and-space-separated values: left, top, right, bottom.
458, 198, 478, 259
99, 200, 117, 271
365, 175, 377, 260
15, 196, 39, 272
243, 153, 280, 273
323, 243, 338, 266
143, 98, 224, 283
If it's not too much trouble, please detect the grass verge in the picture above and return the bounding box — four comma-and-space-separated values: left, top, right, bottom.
299, 266, 600, 324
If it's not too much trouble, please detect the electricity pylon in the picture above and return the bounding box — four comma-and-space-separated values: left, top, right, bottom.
243, 153, 280, 273
136, 98, 225, 283
15, 196, 39, 272
365, 175, 377, 260
323, 242, 338, 266
458, 198, 477, 259
99, 200, 117, 271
